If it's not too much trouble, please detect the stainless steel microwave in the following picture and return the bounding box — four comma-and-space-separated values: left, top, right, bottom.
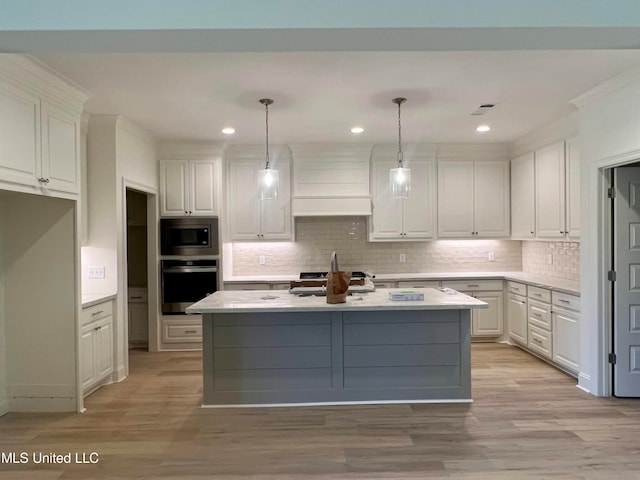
160, 217, 219, 256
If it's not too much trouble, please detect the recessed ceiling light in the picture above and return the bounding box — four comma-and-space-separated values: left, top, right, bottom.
350, 126, 364, 134
476, 125, 491, 133
222, 127, 235, 135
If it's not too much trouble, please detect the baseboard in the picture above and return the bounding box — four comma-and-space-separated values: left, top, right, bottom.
0, 398, 9, 417
115, 365, 127, 382
577, 372, 592, 394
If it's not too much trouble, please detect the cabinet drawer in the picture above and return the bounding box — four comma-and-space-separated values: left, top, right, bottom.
506, 281, 527, 296
162, 319, 202, 343
128, 288, 148, 303
225, 283, 271, 291
82, 301, 113, 325
528, 300, 551, 330
552, 291, 580, 311
528, 286, 551, 303
442, 279, 503, 292
397, 280, 441, 288
528, 324, 552, 360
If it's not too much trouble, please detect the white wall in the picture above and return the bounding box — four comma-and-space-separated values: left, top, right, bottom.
575, 69, 640, 395
0, 195, 7, 415
86, 115, 158, 377
3, 191, 77, 411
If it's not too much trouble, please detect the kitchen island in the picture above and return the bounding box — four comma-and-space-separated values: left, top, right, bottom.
186, 288, 487, 406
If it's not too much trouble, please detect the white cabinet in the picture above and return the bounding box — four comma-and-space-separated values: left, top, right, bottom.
228, 158, 292, 241
81, 300, 114, 395
565, 136, 580, 239
506, 282, 528, 346
160, 159, 218, 217
510, 152, 536, 239
0, 82, 81, 196
527, 286, 553, 360
442, 280, 504, 338
552, 291, 580, 373
437, 160, 509, 238
162, 316, 203, 344
0, 57, 85, 198
535, 142, 566, 239
370, 158, 435, 240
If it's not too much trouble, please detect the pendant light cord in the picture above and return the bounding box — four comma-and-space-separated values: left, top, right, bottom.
397, 100, 403, 167
265, 101, 270, 170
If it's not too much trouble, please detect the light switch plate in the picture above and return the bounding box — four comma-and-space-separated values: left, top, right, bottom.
488, 252, 495, 262
88, 266, 105, 279
399, 254, 406, 263
259, 255, 266, 265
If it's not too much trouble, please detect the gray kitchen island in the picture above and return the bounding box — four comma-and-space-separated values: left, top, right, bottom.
186, 288, 487, 406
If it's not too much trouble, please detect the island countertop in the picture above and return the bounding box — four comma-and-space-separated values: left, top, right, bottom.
186, 287, 488, 314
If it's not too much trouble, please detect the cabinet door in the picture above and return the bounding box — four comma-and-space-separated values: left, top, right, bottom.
128, 303, 148, 343
80, 326, 96, 391
40, 101, 79, 194
535, 142, 566, 239
403, 159, 435, 239
94, 319, 114, 380
0, 82, 40, 188
189, 159, 218, 216
552, 308, 579, 372
370, 160, 403, 239
507, 293, 527, 346
472, 291, 504, 337
474, 161, 510, 237
511, 152, 535, 239
160, 160, 189, 216
565, 136, 580, 240
260, 159, 292, 240
437, 160, 474, 237
228, 160, 261, 240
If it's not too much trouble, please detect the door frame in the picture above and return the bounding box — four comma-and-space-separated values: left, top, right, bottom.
592, 150, 640, 396
121, 179, 159, 378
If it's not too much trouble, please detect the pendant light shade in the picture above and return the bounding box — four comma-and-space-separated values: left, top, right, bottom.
258, 98, 278, 200
390, 97, 410, 198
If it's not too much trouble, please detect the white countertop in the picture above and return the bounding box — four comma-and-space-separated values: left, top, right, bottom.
186, 287, 488, 314
82, 293, 117, 309
225, 271, 579, 295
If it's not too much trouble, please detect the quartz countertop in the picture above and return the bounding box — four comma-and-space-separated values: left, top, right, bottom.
82, 293, 117, 309
224, 271, 579, 295
186, 287, 488, 314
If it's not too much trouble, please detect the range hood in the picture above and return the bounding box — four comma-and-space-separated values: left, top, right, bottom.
290, 144, 372, 217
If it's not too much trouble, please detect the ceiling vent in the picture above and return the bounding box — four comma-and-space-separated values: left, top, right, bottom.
471, 104, 495, 116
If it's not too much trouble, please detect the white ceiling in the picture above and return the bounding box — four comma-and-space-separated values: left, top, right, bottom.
36, 50, 640, 145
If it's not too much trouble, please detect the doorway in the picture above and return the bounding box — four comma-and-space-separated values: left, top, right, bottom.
126, 189, 150, 351
611, 164, 640, 397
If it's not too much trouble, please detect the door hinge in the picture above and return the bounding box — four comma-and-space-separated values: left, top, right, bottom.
608, 353, 617, 365
608, 270, 617, 282
608, 187, 616, 199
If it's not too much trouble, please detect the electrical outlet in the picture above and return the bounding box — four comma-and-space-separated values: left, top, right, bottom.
488, 251, 495, 262
88, 266, 105, 279
259, 255, 266, 265
547, 254, 553, 265
399, 253, 406, 263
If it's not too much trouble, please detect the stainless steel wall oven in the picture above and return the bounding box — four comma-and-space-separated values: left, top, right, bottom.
161, 259, 218, 314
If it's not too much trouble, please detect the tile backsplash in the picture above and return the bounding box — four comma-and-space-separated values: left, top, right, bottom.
521, 241, 580, 281
232, 217, 523, 276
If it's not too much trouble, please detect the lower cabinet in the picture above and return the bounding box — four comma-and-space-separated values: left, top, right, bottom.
506, 291, 527, 346
128, 288, 148, 346
81, 300, 114, 395
552, 292, 580, 373
442, 280, 504, 338
162, 316, 203, 344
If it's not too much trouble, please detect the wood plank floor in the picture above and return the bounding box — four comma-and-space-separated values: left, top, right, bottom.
1, 343, 639, 479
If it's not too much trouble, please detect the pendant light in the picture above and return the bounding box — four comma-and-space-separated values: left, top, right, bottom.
390, 97, 411, 198
258, 98, 278, 199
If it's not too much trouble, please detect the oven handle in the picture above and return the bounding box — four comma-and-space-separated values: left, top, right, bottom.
162, 267, 218, 273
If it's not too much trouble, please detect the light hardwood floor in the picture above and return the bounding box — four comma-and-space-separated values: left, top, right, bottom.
0, 343, 639, 479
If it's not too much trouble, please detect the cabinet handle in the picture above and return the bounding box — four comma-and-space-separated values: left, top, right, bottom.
558, 299, 570, 303
467, 284, 480, 287
184, 330, 197, 334
532, 338, 543, 344
530, 231, 534, 235
91, 310, 104, 316
532, 312, 542, 318
520, 301, 526, 305
131, 296, 143, 299
189, 211, 192, 214
533, 293, 542, 297
94, 325, 102, 331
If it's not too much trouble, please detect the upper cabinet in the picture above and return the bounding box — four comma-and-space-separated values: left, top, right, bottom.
369, 147, 436, 241
534, 139, 580, 240
437, 159, 510, 238
510, 152, 535, 239
0, 56, 87, 198
160, 158, 219, 217
227, 146, 292, 241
